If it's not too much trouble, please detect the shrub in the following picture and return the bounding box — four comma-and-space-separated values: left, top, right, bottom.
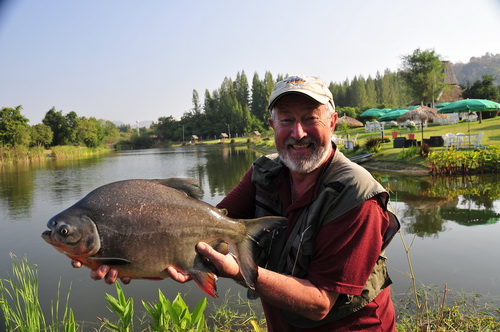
419, 143, 431, 157
364, 137, 382, 153
428, 145, 500, 175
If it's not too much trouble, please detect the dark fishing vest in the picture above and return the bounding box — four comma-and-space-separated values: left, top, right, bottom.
250, 148, 400, 328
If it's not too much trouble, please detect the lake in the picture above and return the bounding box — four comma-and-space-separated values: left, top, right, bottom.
1, 145, 499, 328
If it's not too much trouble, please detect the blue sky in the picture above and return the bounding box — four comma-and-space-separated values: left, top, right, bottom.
1, 0, 499, 125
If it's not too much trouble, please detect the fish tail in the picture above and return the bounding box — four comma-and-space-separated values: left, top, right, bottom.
192, 272, 218, 298
236, 216, 287, 290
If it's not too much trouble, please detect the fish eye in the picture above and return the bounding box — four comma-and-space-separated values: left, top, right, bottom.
59, 225, 70, 236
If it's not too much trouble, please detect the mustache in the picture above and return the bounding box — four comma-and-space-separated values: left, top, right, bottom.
285, 137, 315, 146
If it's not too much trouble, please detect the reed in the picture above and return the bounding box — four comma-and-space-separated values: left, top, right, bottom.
50, 146, 91, 159
0, 253, 75, 332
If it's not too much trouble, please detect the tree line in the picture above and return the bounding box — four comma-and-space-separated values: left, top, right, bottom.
0, 106, 124, 148
2, 48, 498, 150
151, 68, 413, 143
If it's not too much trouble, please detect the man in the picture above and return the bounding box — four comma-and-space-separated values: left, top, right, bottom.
76, 75, 399, 331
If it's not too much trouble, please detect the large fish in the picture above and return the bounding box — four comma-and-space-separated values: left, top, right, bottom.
42, 178, 286, 297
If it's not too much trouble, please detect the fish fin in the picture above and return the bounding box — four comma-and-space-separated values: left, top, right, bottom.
88, 257, 132, 265
236, 216, 287, 290
192, 272, 218, 298
156, 178, 204, 199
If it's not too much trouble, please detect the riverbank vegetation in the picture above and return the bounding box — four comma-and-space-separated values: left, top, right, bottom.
1, 255, 498, 331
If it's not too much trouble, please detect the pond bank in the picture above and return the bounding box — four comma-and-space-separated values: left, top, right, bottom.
361, 160, 430, 176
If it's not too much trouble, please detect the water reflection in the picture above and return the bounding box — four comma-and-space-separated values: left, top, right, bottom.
203, 145, 259, 198
0, 163, 35, 219
374, 173, 500, 237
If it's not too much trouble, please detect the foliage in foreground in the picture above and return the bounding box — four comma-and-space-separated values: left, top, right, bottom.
0, 255, 263, 331
0, 254, 75, 332
1, 255, 499, 331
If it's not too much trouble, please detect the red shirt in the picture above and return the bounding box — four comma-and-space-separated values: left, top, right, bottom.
217, 160, 396, 331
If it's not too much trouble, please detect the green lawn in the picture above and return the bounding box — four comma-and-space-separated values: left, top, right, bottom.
351, 115, 500, 147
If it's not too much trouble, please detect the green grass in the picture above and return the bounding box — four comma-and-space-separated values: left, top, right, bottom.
353, 116, 500, 157
0, 254, 75, 332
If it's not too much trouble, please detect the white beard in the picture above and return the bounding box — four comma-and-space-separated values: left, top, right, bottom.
278, 138, 331, 174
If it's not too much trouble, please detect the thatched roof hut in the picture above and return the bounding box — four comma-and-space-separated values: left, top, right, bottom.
335, 115, 363, 128
397, 106, 439, 123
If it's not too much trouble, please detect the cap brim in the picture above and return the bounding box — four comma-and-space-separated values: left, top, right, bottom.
268, 90, 331, 110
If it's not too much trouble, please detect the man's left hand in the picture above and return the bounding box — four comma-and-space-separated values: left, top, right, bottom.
195, 242, 244, 281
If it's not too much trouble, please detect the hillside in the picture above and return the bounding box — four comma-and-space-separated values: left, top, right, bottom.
452, 53, 500, 86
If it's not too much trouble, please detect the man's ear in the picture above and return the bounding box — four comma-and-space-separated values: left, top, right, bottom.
268, 117, 275, 129
330, 112, 338, 130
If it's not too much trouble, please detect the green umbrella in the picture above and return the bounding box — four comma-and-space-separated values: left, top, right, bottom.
437, 99, 500, 115
378, 108, 409, 121
435, 102, 450, 108
359, 108, 385, 117
438, 99, 500, 143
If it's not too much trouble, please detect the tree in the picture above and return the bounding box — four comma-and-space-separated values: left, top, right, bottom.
461, 74, 500, 101
234, 71, 250, 110
365, 76, 377, 108
192, 89, 201, 115
75, 117, 104, 147
461, 74, 500, 119
400, 48, 446, 106
251, 72, 267, 123
65, 111, 79, 144
349, 76, 368, 109
0, 105, 31, 146
31, 124, 53, 147
42, 107, 70, 146
101, 120, 120, 146
155, 116, 182, 142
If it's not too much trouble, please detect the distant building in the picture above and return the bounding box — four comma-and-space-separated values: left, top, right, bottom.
219, 133, 228, 142
437, 61, 463, 103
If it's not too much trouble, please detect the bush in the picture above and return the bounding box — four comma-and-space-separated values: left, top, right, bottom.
428, 145, 500, 175
364, 137, 382, 153
419, 143, 431, 157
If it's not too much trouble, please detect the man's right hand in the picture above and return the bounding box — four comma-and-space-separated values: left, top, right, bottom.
71, 260, 131, 285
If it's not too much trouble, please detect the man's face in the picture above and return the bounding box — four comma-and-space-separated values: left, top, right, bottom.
269, 94, 337, 173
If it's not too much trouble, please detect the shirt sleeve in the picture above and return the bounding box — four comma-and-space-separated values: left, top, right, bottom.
216, 167, 256, 219
307, 197, 390, 296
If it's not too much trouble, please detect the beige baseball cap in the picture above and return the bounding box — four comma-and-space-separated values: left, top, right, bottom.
267, 75, 335, 111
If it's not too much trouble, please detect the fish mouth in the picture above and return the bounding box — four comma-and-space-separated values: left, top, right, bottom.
41, 229, 52, 242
